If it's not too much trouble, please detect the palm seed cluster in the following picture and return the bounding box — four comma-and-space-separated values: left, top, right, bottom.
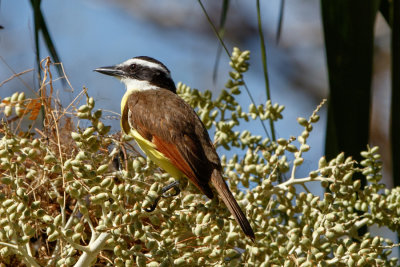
0, 48, 399, 266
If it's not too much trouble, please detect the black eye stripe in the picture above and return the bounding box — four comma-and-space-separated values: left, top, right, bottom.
120, 57, 176, 93
126, 64, 158, 76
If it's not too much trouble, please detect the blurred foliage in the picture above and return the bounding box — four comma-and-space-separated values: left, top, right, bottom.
29, 0, 64, 81
389, 0, 400, 188
321, 0, 400, 195
321, 0, 378, 179
0, 49, 399, 266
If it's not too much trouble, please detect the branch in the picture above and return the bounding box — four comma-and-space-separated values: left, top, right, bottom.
276, 175, 333, 190
0, 241, 18, 250
74, 232, 111, 267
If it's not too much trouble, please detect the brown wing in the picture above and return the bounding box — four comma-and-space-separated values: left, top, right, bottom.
122, 89, 221, 199
152, 135, 209, 195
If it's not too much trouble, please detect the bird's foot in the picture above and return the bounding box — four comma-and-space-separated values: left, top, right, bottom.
144, 181, 180, 212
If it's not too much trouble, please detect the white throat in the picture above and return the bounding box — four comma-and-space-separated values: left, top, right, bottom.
121, 78, 159, 92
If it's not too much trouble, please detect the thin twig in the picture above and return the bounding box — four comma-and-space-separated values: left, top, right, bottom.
0, 56, 33, 92
0, 68, 34, 87
55, 61, 74, 92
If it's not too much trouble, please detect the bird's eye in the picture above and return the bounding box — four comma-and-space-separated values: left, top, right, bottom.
129, 64, 136, 70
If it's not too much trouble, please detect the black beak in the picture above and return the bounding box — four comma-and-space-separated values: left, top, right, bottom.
94, 66, 125, 77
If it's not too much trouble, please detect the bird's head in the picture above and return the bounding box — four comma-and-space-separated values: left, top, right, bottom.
94, 56, 176, 93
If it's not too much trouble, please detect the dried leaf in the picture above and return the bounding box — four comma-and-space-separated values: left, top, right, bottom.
25, 99, 42, 120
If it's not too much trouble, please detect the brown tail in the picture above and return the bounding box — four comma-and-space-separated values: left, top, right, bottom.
210, 169, 255, 241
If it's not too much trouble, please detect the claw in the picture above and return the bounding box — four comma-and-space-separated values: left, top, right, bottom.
161, 181, 180, 198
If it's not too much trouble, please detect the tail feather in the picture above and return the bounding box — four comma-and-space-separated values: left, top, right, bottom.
210, 169, 255, 241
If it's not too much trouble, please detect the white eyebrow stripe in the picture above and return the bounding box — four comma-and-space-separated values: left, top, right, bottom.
118, 58, 169, 74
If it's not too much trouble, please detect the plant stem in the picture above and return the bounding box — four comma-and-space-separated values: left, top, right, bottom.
256, 0, 276, 142
197, 0, 271, 140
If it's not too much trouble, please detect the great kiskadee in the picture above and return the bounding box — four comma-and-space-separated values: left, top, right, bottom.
94, 56, 255, 241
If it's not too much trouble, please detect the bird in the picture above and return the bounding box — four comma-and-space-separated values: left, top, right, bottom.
94, 56, 255, 241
